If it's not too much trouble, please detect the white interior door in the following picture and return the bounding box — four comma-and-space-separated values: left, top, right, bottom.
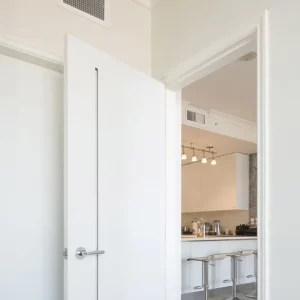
64, 35, 179, 300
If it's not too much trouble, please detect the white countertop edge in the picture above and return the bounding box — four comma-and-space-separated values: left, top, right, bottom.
181, 236, 257, 242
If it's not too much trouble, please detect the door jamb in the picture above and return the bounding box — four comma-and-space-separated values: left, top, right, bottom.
164, 10, 268, 300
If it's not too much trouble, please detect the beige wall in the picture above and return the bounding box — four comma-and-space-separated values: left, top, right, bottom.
182, 153, 249, 213
0, 0, 151, 74
182, 154, 236, 213
151, 0, 270, 79
182, 153, 250, 232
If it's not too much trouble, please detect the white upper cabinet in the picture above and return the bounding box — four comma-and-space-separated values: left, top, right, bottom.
182, 153, 249, 213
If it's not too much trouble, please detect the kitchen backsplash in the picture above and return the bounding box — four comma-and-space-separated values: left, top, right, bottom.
249, 153, 257, 218
182, 210, 249, 234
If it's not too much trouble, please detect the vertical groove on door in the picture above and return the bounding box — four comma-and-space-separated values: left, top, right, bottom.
95, 67, 99, 300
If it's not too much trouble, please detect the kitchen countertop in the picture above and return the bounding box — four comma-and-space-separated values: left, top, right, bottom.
181, 235, 257, 242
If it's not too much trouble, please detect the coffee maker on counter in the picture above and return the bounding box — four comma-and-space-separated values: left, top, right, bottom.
236, 217, 257, 236
235, 224, 257, 236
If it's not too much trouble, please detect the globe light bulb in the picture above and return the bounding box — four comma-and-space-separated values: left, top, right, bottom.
191, 155, 198, 162
201, 157, 207, 164
211, 159, 217, 165
181, 145, 187, 160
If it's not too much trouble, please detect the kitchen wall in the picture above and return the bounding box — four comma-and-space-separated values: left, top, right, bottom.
182, 153, 257, 232
182, 211, 249, 234
182, 154, 237, 213
0, 0, 151, 74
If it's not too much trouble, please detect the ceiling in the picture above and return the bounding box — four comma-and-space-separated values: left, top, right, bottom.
182, 125, 257, 161
131, 0, 161, 9
182, 58, 257, 123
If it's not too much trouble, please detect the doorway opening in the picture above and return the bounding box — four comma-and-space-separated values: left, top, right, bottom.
167, 30, 262, 300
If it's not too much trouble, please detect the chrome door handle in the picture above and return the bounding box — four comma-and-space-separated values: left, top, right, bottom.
75, 247, 105, 260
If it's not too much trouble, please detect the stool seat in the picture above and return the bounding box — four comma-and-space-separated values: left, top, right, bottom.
188, 253, 227, 262
187, 253, 227, 300
226, 250, 254, 257
187, 256, 208, 262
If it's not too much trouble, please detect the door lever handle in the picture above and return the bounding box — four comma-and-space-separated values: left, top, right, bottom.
75, 247, 105, 260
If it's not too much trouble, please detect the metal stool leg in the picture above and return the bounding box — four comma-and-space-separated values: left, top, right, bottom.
246, 253, 257, 299
223, 256, 240, 300
193, 261, 209, 300
188, 254, 227, 300
203, 261, 209, 300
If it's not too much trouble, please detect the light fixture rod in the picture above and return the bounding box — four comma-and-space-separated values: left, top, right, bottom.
182, 144, 217, 155
181, 151, 250, 167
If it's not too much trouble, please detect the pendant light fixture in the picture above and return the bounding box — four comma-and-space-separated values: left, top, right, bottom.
201, 150, 207, 164
211, 153, 217, 165
191, 143, 198, 162
181, 143, 218, 166
181, 145, 187, 160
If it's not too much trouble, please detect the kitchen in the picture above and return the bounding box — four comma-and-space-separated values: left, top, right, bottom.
180, 53, 258, 300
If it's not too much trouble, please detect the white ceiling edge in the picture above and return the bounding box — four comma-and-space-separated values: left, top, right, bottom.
182, 102, 257, 144
210, 110, 257, 131
131, 0, 161, 9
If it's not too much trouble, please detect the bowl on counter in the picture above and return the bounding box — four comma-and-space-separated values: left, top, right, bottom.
207, 231, 217, 235
181, 226, 193, 235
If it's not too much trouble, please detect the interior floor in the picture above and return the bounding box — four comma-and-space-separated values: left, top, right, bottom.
182, 285, 255, 300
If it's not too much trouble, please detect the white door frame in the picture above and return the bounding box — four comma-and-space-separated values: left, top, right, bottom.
164, 10, 269, 300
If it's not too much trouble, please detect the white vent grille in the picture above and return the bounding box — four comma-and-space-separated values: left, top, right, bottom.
186, 109, 206, 125
63, 0, 105, 21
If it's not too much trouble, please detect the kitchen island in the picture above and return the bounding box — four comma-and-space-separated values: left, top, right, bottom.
181, 236, 257, 294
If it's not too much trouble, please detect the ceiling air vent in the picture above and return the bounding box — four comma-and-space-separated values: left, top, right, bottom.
186, 109, 206, 125
59, 0, 108, 25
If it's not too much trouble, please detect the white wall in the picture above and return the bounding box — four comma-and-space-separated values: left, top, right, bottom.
0, 0, 151, 74
267, 2, 300, 299
153, 1, 300, 299
0, 54, 63, 300
151, 0, 269, 79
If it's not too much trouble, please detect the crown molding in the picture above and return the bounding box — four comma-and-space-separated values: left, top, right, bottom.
210, 110, 257, 131
131, 0, 161, 9
181, 103, 257, 144
0, 33, 63, 73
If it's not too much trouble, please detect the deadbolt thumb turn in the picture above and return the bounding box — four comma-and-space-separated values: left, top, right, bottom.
75, 247, 105, 260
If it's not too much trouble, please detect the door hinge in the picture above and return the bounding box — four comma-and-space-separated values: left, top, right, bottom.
63, 248, 68, 260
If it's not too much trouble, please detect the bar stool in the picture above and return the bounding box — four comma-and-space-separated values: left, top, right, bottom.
187, 254, 227, 300
245, 250, 258, 299
223, 250, 254, 300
